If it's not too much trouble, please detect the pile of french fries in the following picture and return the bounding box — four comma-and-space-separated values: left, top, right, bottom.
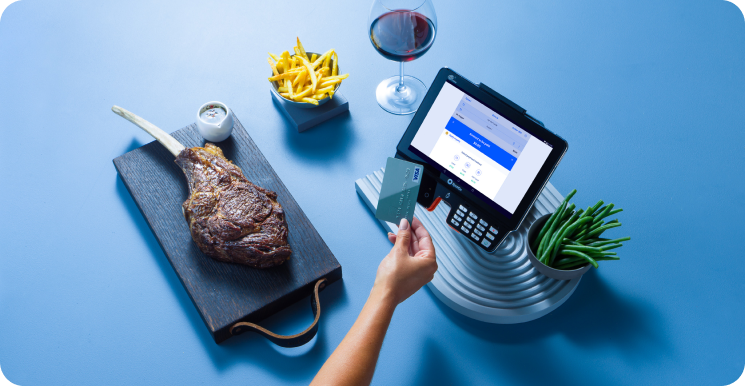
268, 37, 349, 105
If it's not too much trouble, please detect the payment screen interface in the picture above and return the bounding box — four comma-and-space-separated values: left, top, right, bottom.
410, 82, 553, 215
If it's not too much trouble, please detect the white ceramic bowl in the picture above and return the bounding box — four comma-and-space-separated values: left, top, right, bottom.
196, 101, 234, 142
269, 52, 341, 109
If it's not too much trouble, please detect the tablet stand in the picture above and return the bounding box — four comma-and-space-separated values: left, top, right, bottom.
356, 168, 581, 323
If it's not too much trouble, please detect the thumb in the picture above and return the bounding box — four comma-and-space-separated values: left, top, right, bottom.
395, 218, 412, 252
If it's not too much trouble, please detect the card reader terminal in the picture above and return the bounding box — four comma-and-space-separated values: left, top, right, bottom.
395, 68, 568, 252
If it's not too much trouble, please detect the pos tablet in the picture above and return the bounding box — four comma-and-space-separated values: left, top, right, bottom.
395, 68, 568, 252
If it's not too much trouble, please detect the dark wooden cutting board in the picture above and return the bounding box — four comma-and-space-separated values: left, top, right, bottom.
113, 113, 342, 344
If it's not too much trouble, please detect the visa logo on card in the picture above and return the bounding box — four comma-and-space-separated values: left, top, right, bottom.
412, 167, 421, 182
375, 158, 423, 226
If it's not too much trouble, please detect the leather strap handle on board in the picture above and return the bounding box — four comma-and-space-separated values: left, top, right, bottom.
229, 278, 327, 347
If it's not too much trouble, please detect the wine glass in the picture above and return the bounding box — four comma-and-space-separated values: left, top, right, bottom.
368, 0, 437, 115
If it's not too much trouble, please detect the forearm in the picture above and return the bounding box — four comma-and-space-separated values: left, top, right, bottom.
311, 286, 396, 386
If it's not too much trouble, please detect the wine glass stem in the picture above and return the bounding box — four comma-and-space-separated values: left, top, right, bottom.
396, 61, 406, 93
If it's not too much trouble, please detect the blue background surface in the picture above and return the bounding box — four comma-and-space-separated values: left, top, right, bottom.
1, 0, 744, 384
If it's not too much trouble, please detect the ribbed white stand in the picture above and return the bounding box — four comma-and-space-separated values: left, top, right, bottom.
355, 168, 581, 323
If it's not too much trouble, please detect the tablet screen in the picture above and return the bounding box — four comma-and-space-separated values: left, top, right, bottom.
410, 82, 553, 217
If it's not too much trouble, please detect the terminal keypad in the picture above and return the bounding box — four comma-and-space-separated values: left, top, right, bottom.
447, 204, 500, 251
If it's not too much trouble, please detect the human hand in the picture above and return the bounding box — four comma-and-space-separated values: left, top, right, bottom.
372, 217, 437, 306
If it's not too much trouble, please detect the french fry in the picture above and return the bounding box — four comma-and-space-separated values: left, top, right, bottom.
268, 70, 302, 82
292, 68, 307, 87
268, 58, 279, 76
312, 49, 334, 69
296, 37, 309, 60
301, 57, 318, 92
268, 57, 281, 88
315, 86, 334, 94
318, 79, 341, 88
323, 50, 332, 69
281, 50, 291, 71
293, 87, 313, 100
324, 73, 349, 81
332, 52, 338, 76
297, 71, 306, 89
315, 67, 329, 78
269, 38, 348, 105
286, 79, 294, 100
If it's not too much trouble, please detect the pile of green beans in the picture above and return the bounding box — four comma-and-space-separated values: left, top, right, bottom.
530, 189, 630, 270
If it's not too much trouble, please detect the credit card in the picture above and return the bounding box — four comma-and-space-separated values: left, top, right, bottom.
375, 157, 423, 226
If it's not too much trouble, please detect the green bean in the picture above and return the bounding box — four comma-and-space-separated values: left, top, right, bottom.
539, 200, 569, 249
561, 244, 603, 253
592, 205, 618, 224
532, 202, 564, 251
555, 250, 598, 268
538, 189, 578, 259
592, 204, 614, 223
542, 208, 583, 263
584, 200, 605, 217
581, 222, 622, 240
563, 189, 578, 203
549, 216, 592, 265
535, 189, 576, 250
599, 243, 623, 252
562, 238, 583, 246
588, 237, 630, 247
538, 202, 571, 258
536, 208, 562, 256
560, 248, 607, 258
560, 204, 576, 222
555, 255, 618, 270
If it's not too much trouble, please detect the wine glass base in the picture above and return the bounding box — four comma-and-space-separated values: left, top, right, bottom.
375, 75, 427, 115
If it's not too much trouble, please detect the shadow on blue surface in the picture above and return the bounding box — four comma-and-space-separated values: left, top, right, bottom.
115, 169, 349, 381
413, 339, 462, 386
418, 270, 670, 385
272, 96, 356, 164
428, 268, 669, 350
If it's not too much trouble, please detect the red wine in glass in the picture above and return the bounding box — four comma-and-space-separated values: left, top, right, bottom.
368, 0, 437, 115
370, 11, 436, 62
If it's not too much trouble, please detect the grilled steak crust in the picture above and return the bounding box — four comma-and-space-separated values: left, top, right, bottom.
175, 143, 292, 268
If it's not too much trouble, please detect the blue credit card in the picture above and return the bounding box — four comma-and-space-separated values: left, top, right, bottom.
375, 157, 423, 225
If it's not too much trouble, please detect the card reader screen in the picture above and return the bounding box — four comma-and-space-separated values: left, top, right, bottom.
410, 82, 553, 216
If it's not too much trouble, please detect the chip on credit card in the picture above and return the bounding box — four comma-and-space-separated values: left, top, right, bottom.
375, 157, 423, 226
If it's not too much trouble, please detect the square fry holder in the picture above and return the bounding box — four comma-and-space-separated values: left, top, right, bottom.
271, 91, 349, 132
